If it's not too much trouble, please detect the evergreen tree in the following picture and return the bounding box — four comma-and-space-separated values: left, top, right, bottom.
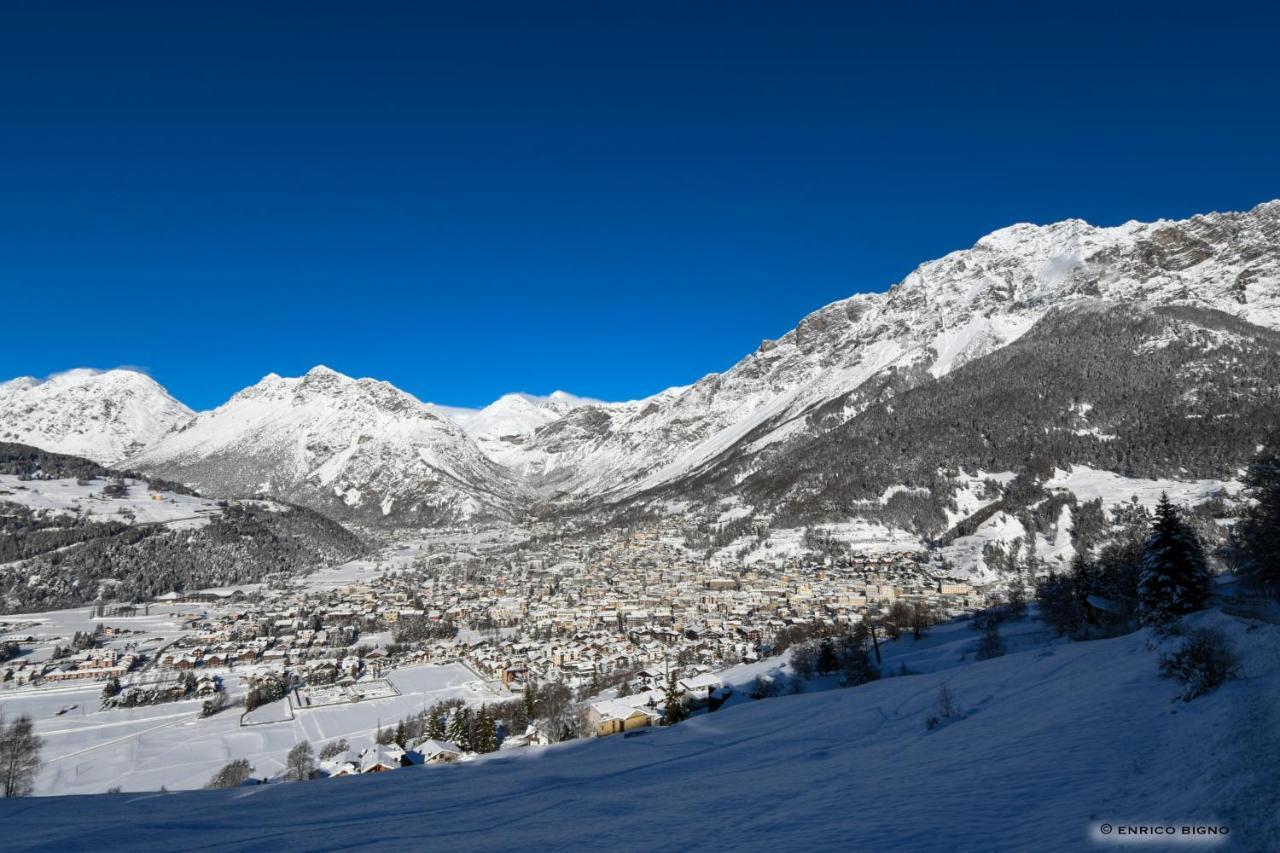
661, 673, 687, 725
426, 706, 446, 741
394, 721, 408, 748
1139, 494, 1212, 625
473, 706, 499, 754
1228, 445, 1280, 599
446, 707, 473, 751
522, 678, 538, 723
816, 639, 839, 676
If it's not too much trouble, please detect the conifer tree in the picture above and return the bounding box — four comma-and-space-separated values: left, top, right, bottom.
1228, 445, 1280, 599
426, 706, 446, 741
1139, 494, 1212, 625
816, 638, 839, 676
473, 706, 499, 754
662, 673, 687, 725
447, 707, 473, 751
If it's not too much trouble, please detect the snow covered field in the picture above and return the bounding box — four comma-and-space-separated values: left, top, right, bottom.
4, 607, 1275, 851
1, 597, 511, 796
0, 474, 223, 529
0, 659, 508, 795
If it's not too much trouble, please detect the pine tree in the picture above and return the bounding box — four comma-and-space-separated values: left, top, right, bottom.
816, 638, 839, 675
447, 707, 473, 751
426, 706, 446, 741
661, 672, 687, 725
1139, 494, 1212, 625
522, 678, 538, 723
1228, 445, 1280, 599
473, 706, 499, 754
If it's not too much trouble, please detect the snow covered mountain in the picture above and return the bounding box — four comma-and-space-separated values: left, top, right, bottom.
499, 201, 1280, 504
0, 368, 192, 464
21, 202, 1277, 536
128, 366, 528, 526
429, 391, 600, 439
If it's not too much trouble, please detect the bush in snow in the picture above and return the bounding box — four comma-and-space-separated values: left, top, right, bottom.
749, 675, 783, 700
926, 685, 962, 731
1159, 627, 1239, 701
976, 620, 1005, 660
205, 758, 254, 789
319, 738, 349, 761
789, 642, 819, 680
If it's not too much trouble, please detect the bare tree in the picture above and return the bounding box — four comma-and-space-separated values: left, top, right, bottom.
285, 740, 316, 782
909, 603, 934, 640
0, 712, 44, 797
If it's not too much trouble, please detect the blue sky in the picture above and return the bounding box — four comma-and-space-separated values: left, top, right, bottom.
2, 2, 1277, 410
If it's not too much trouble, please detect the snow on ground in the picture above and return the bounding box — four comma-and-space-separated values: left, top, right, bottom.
4, 607, 1275, 851
1, 603, 204, 665
938, 468, 1245, 580
711, 518, 922, 567
0, 659, 508, 796
1046, 465, 1242, 509
0, 475, 223, 529
1, 596, 511, 796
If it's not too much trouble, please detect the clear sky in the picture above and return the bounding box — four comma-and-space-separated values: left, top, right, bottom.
2, 2, 1277, 410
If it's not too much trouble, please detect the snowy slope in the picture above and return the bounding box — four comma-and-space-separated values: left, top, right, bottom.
0, 369, 192, 464
3, 608, 1275, 851
129, 366, 528, 526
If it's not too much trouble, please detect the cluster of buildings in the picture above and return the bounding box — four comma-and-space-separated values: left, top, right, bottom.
5, 646, 138, 686
4, 525, 985, 719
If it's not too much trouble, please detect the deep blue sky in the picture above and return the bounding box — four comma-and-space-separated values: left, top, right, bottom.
2, 2, 1278, 410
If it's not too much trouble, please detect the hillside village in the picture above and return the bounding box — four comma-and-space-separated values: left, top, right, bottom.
1, 521, 988, 786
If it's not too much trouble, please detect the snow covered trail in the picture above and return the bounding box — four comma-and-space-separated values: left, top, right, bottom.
3, 610, 1276, 852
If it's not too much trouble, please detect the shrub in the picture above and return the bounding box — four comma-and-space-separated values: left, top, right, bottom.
1158, 627, 1240, 701
789, 642, 819, 680
205, 758, 254, 789
976, 621, 1005, 660
748, 675, 782, 700
319, 738, 350, 760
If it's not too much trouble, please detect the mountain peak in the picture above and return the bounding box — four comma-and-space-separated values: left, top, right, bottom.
0, 367, 193, 464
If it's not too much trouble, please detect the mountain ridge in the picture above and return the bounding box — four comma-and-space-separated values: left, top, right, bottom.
6, 201, 1278, 537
